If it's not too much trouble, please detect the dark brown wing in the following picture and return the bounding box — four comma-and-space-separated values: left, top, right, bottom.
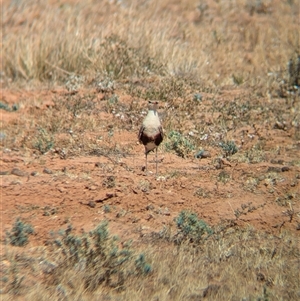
154, 126, 163, 146
138, 126, 145, 144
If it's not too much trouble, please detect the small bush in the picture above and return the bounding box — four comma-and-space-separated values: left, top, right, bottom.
0, 102, 18, 112
219, 141, 238, 157
6, 218, 34, 247
51, 222, 151, 291
135, 254, 152, 275
33, 127, 54, 154
165, 131, 195, 158
174, 211, 213, 244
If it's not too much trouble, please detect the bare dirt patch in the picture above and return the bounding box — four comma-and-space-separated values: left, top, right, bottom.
1, 88, 299, 245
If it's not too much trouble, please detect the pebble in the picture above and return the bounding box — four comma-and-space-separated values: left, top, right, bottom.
43, 168, 53, 174
11, 168, 27, 177
195, 150, 211, 159
88, 201, 96, 208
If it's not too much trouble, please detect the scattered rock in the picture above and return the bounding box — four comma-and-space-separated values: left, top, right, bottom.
146, 204, 154, 211
274, 121, 287, 130
95, 192, 116, 203
11, 168, 27, 177
195, 150, 211, 159
0, 170, 10, 175
88, 201, 96, 208
267, 166, 282, 173
281, 166, 290, 172
31, 171, 38, 176
43, 168, 53, 174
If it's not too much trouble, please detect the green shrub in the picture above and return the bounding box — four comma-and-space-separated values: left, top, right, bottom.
6, 218, 34, 247
219, 141, 238, 156
135, 254, 152, 275
0, 102, 18, 112
33, 127, 54, 154
52, 222, 152, 291
174, 211, 213, 244
165, 131, 195, 158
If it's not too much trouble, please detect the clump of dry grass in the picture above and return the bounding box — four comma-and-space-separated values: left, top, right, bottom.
1, 216, 299, 300
2, 0, 299, 93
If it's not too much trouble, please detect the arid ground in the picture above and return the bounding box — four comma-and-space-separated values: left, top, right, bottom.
1, 0, 300, 300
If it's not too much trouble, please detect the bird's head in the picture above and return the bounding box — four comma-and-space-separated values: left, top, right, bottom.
148, 100, 159, 111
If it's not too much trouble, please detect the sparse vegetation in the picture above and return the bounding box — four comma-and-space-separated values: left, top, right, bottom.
0, 102, 18, 112
6, 219, 34, 247
1, 217, 299, 300
1, 0, 300, 300
49, 222, 151, 292
33, 127, 55, 154
219, 141, 238, 157
164, 130, 195, 158
174, 210, 213, 244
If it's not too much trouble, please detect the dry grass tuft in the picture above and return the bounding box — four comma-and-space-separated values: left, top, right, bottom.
1, 1, 300, 300
1, 217, 299, 300
2, 0, 299, 93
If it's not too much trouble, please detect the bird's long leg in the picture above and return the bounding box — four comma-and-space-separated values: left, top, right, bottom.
145, 151, 148, 174
156, 147, 158, 175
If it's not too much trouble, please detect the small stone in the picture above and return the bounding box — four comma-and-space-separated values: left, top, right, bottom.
31, 171, 38, 176
274, 121, 286, 130
195, 150, 211, 159
281, 166, 290, 172
267, 166, 282, 173
43, 168, 53, 174
146, 204, 154, 211
88, 201, 96, 208
11, 168, 27, 177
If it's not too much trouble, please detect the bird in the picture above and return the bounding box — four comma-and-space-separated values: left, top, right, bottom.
138, 100, 163, 174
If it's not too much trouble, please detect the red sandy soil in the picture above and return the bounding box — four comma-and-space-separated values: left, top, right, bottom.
1, 89, 299, 249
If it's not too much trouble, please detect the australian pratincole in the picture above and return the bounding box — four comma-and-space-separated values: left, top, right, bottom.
138, 101, 163, 174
